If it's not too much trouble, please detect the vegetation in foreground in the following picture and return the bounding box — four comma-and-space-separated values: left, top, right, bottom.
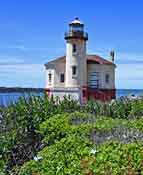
1, 94, 143, 174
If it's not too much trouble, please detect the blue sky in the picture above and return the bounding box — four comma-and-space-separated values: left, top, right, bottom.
0, 0, 143, 89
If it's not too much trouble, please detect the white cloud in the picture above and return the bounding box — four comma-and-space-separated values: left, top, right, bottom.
88, 45, 143, 64
7, 45, 51, 51
115, 52, 143, 64
0, 64, 45, 88
116, 63, 143, 89
0, 56, 24, 64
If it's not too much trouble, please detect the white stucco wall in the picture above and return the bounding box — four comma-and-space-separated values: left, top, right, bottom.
45, 62, 115, 89
48, 87, 81, 102
54, 62, 65, 88
45, 68, 55, 88
45, 61, 66, 88
87, 64, 115, 89
65, 39, 87, 87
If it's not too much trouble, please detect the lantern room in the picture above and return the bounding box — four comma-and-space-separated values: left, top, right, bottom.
65, 17, 88, 41
69, 17, 84, 32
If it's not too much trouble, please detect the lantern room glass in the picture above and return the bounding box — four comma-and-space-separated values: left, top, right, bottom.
70, 25, 84, 32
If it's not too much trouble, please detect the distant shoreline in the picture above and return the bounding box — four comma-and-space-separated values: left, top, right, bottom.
0, 87, 45, 93
0, 87, 143, 96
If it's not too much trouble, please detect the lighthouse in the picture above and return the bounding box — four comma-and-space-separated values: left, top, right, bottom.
64, 18, 88, 88
45, 18, 116, 103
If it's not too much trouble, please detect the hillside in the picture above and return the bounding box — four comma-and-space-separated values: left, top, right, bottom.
1, 95, 143, 174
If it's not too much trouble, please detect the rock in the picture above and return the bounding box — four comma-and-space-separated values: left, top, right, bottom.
90, 126, 143, 144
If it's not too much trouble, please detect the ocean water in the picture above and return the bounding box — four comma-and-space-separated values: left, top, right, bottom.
0, 92, 43, 107
116, 89, 143, 98
0, 89, 143, 107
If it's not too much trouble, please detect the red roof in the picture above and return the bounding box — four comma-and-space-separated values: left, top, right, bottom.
86, 55, 114, 65
45, 55, 115, 66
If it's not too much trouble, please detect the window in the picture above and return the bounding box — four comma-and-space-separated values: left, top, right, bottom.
82, 90, 86, 97
60, 73, 65, 83
48, 73, 52, 83
105, 74, 110, 83
71, 26, 83, 32
72, 44, 77, 53
72, 66, 77, 76
88, 72, 99, 88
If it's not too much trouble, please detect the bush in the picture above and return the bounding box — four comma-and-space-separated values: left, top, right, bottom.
18, 111, 143, 175
1, 95, 143, 174
0, 95, 80, 174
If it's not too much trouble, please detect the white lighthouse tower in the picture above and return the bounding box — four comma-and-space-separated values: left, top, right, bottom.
64, 17, 88, 88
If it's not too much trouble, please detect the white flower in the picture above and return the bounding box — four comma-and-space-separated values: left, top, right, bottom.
107, 136, 111, 140
33, 156, 42, 161
109, 99, 115, 105
90, 148, 97, 155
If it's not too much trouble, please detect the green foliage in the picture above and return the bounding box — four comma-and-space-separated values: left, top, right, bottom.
38, 112, 91, 145
0, 130, 17, 173
1, 95, 143, 174
85, 98, 143, 119
89, 141, 143, 174
19, 136, 92, 175
130, 100, 143, 117
0, 94, 80, 174
18, 112, 143, 175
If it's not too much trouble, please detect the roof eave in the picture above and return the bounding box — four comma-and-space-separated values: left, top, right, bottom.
44, 63, 55, 69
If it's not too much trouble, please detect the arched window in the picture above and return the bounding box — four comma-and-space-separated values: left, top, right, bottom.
72, 66, 77, 76
48, 73, 52, 83
72, 44, 77, 53
60, 73, 65, 83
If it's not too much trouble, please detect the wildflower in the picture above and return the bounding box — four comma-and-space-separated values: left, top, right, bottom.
90, 148, 97, 155
109, 99, 115, 106
123, 134, 126, 138
33, 156, 42, 161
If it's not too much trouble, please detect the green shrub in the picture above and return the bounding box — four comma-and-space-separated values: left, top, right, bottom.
1, 95, 143, 174
19, 136, 92, 175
